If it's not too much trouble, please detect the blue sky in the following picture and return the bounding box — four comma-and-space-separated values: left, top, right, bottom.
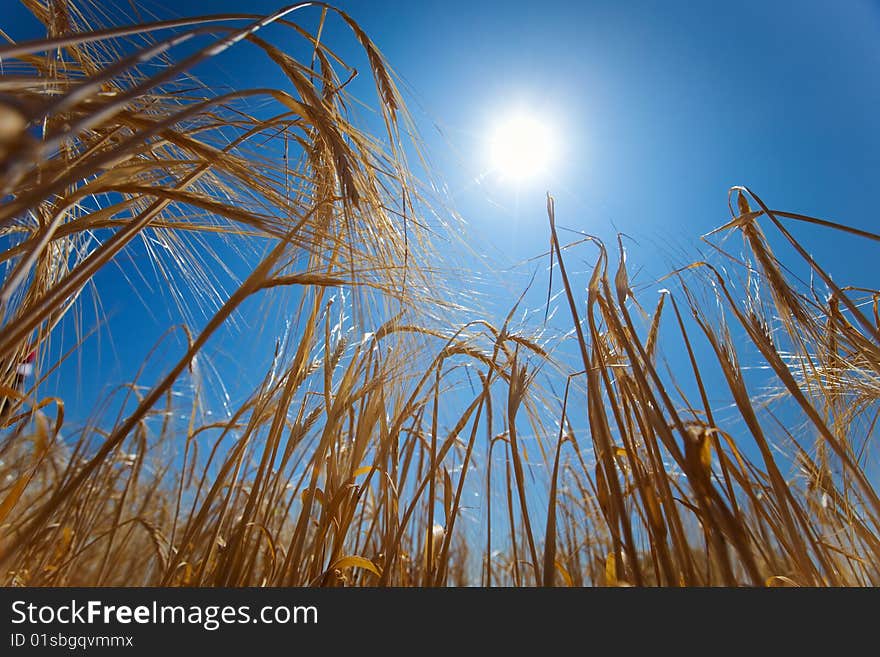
6, 0, 880, 429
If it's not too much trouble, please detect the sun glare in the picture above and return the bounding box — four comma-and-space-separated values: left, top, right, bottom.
489, 113, 556, 181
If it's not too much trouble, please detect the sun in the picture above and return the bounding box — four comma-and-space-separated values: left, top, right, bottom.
488, 113, 556, 181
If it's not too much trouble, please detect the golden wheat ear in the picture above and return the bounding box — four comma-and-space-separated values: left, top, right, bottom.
0, 0, 452, 583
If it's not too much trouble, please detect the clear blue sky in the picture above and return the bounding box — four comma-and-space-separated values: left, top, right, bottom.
7, 0, 880, 426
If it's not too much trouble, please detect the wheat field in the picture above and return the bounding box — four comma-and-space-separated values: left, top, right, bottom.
0, 0, 878, 587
